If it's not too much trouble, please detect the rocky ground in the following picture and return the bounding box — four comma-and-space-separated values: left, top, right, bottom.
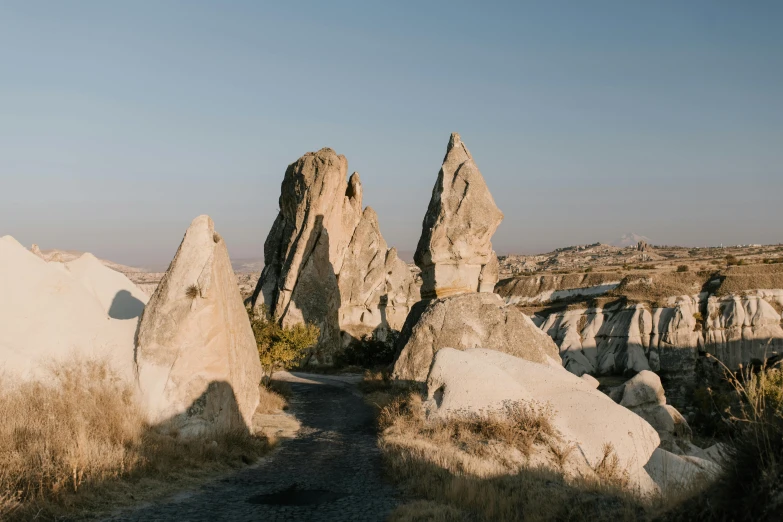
102, 373, 401, 522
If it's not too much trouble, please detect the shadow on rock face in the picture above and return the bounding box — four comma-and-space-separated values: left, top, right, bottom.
152, 380, 251, 439
108, 289, 146, 319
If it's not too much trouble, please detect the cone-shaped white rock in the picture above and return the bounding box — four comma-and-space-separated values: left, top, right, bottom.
65, 253, 147, 319
415, 133, 503, 299
0, 236, 142, 381
135, 216, 262, 436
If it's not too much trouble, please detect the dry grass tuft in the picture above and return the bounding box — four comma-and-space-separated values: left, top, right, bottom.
592, 443, 630, 490
0, 360, 270, 521
256, 382, 289, 414
185, 284, 200, 299
377, 391, 652, 521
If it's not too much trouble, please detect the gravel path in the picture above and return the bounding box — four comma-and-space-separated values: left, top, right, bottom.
105, 373, 401, 522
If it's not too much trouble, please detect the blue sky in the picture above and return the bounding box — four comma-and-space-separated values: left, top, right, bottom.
1, 1, 781, 266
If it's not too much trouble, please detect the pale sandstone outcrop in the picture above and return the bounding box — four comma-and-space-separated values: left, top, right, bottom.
0, 236, 142, 381
64, 253, 147, 319
540, 303, 656, 376
338, 207, 419, 345
415, 133, 503, 299
392, 292, 561, 383
393, 133, 551, 381
30, 243, 45, 259
251, 150, 417, 362
644, 447, 720, 493
136, 216, 262, 436
537, 291, 782, 406
609, 371, 692, 451
704, 292, 783, 369
424, 348, 661, 495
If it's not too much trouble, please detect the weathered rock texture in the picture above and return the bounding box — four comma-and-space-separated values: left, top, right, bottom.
538, 290, 783, 406
425, 348, 661, 495
415, 133, 503, 299
0, 236, 143, 382
251, 148, 418, 363
704, 291, 783, 369
609, 371, 692, 452
496, 272, 622, 306
392, 292, 560, 382
136, 216, 262, 437
508, 266, 783, 401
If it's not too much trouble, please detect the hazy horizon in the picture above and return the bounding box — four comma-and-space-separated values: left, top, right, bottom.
2, 1, 781, 268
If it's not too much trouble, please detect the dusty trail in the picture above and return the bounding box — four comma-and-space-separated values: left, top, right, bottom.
105, 373, 400, 522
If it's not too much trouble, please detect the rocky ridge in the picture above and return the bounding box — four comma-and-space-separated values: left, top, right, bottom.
250, 148, 419, 363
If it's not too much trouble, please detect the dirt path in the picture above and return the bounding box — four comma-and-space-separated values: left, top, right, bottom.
105, 373, 400, 522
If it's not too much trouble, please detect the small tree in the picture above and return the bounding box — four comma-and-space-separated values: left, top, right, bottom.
247, 305, 320, 386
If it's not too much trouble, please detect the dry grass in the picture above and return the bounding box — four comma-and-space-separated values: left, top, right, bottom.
665, 357, 783, 521
0, 360, 271, 521
378, 392, 655, 522
185, 284, 199, 299
715, 263, 783, 296
609, 272, 710, 305
256, 381, 290, 414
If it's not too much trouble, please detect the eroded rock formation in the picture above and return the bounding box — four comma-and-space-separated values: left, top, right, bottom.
392, 133, 554, 381
251, 148, 418, 363
609, 370, 692, 452
415, 132, 503, 299
392, 292, 560, 382
424, 348, 662, 495
136, 215, 262, 437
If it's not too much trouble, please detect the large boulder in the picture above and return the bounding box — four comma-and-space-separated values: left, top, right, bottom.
0, 236, 142, 381
424, 348, 661, 495
644, 448, 720, 493
415, 133, 503, 299
135, 216, 263, 437
610, 370, 692, 451
392, 292, 560, 382
251, 149, 417, 362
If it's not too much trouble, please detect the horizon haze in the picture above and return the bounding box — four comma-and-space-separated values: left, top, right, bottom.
1, 1, 781, 268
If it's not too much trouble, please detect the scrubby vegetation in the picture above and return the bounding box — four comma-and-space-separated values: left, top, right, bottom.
368, 381, 659, 522
0, 360, 272, 521
248, 305, 320, 385
365, 358, 783, 522
668, 358, 783, 521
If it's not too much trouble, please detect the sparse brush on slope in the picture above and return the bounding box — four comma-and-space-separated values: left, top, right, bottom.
666, 355, 783, 521
0, 359, 270, 521
376, 390, 650, 522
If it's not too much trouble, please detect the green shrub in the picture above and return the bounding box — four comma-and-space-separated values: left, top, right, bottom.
247, 306, 320, 386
